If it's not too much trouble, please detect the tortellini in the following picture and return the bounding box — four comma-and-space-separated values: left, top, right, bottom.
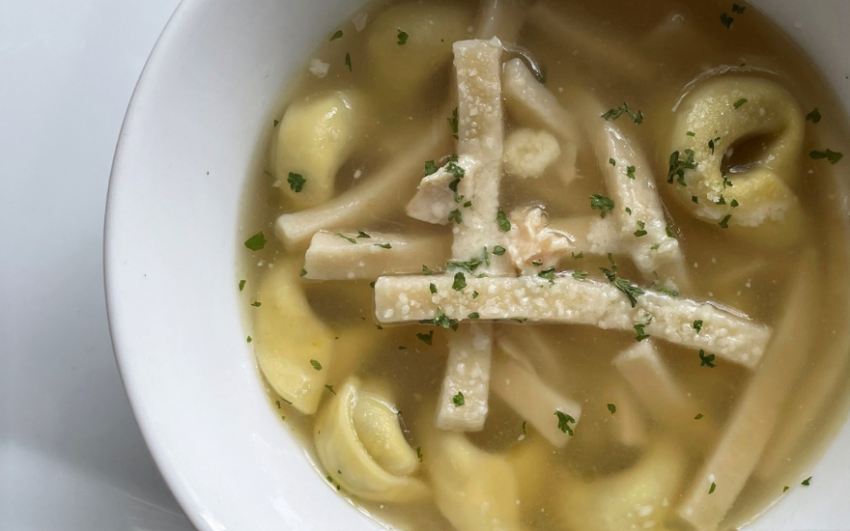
275, 90, 365, 210
254, 260, 334, 414
559, 439, 685, 531
667, 77, 805, 244
366, 3, 473, 106
427, 430, 529, 531
314, 378, 428, 502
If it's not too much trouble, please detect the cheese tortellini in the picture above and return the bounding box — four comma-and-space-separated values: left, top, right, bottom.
667, 77, 805, 244
559, 439, 685, 531
366, 3, 473, 106
275, 90, 366, 210
314, 378, 428, 502
254, 260, 335, 415
427, 430, 529, 531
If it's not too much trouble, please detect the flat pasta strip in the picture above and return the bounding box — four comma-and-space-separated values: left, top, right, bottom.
491, 357, 582, 447
303, 231, 450, 280
374, 275, 770, 368
676, 250, 818, 530
434, 38, 511, 431
434, 323, 493, 432
614, 340, 702, 428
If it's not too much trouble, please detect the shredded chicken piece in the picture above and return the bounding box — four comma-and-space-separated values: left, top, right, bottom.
506, 207, 573, 272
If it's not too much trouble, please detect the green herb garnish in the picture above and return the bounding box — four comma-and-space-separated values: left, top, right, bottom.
244, 232, 267, 251
733, 98, 748, 109
496, 207, 511, 232
424, 160, 438, 176
590, 194, 615, 218
251, 301, 261, 307
375, 243, 392, 249
335, 232, 357, 244
699, 349, 716, 368
310, 359, 322, 371
448, 107, 459, 139
416, 330, 434, 345
325, 384, 337, 395
468, 312, 480, 320
397, 29, 409, 45
572, 271, 587, 280
806, 108, 822, 123
448, 209, 463, 224
810, 149, 844, 164
555, 411, 576, 435
607, 404, 617, 414
452, 272, 467, 291
329, 30, 343, 41
429, 283, 437, 294
493, 245, 506, 256
668, 149, 697, 185
602, 103, 643, 125
344, 52, 352, 71
719, 214, 732, 229
453, 392, 465, 406
239, 280, 246, 291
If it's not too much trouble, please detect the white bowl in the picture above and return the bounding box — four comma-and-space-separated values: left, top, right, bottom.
105, 1, 850, 529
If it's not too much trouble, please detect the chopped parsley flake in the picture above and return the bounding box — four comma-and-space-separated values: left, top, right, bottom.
247, 336, 252, 343
244, 232, 267, 251
806, 108, 822, 123
344, 52, 352, 71
709, 482, 717, 494
668, 149, 697, 185
708, 136, 721, 155
607, 403, 617, 414
610, 158, 616, 166
634, 221, 647, 238
496, 207, 511, 231
719, 214, 732, 229
694, 320, 703, 333
424, 160, 438, 176
699, 349, 717, 368
416, 447, 423, 462
453, 392, 465, 407
335, 232, 357, 244
397, 29, 409, 45
447, 256, 482, 273
810, 149, 844, 164
625, 207, 632, 215
602, 103, 644, 125
572, 271, 587, 280
448, 209, 463, 224
555, 411, 576, 435
251, 301, 261, 307
239, 280, 246, 291
310, 359, 322, 371
539, 267, 556, 282
472, 291, 479, 298
325, 384, 337, 395
686, 131, 696, 137
720, 13, 734, 29
422, 265, 436, 275
357, 231, 371, 239
695, 413, 704, 420
452, 272, 467, 291
802, 477, 812, 486
300, 268, 307, 277
732, 3, 746, 14
374, 243, 392, 249
522, 421, 527, 434
783, 485, 790, 492
468, 312, 480, 319
329, 30, 343, 41
731, 199, 739, 208
733, 98, 748, 109
590, 194, 615, 218
422, 308, 459, 331
448, 107, 459, 139
493, 245, 506, 256
429, 283, 437, 294
273, 119, 279, 128
692, 195, 699, 204
572, 251, 584, 259
416, 330, 434, 345
634, 323, 650, 341
626, 165, 636, 179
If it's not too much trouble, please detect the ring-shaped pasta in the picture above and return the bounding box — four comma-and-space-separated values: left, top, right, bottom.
314, 378, 429, 502
667, 77, 805, 244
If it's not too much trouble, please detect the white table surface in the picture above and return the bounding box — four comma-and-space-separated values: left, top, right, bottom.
0, 1, 194, 529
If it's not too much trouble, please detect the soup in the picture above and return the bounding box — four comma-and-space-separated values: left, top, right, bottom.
239, 1, 850, 529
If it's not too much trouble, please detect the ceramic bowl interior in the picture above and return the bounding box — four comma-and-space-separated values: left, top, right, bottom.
105, 0, 850, 529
